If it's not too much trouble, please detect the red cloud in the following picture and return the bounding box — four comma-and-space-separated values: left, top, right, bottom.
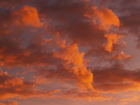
0, 0, 139, 104
13, 6, 43, 27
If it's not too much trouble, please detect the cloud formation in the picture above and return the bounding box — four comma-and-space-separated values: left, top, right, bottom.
0, 70, 59, 99
93, 64, 140, 92
13, 6, 43, 27
0, 0, 139, 105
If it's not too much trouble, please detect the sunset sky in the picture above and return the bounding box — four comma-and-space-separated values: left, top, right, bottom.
0, 0, 140, 105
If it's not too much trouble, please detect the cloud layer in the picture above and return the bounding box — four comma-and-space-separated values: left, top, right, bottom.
0, 0, 139, 105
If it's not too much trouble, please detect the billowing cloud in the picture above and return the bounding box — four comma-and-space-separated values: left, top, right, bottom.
37, 42, 94, 90
53, 43, 93, 90
0, 0, 139, 105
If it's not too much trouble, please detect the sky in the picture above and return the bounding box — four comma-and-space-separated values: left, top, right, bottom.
0, 0, 140, 105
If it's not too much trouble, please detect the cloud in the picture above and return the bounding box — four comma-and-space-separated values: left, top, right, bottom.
0, 5, 42, 36
0, 0, 123, 63
0, 70, 36, 98
54, 43, 94, 90
0, 101, 18, 105
105, 0, 140, 46
35, 0, 120, 49
95, 7, 120, 30
113, 51, 132, 60
104, 33, 123, 53
13, 5, 43, 27
0, 70, 59, 99
37, 42, 94, 90
93, 64, 140, 92
0, 34, 56, 67
0, 0, 138, 103
57, 88, 110, 100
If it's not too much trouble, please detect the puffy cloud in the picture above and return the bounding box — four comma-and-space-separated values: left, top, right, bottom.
0, 0, 138, 103
104, 33, 123, 53
53, 43, 93, 90
13, 5, 43, 27
95, 7, 120, 30
0, 0, 122, 62
0, 5, 42, 35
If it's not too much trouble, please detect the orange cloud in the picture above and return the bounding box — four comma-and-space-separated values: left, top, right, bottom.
113, 51, 132, 60
13, 5, 43, 27
0, 70, 59, 99
36, 40, 94, 91
104, 33, 123, 53
95, 7, 120, 30
0, 0, 139, 103
53, 43, 93, 90
0, 70, 35, 98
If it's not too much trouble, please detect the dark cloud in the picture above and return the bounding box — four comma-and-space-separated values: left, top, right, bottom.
0, 0, 137, 102
93, 64, 140, 92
